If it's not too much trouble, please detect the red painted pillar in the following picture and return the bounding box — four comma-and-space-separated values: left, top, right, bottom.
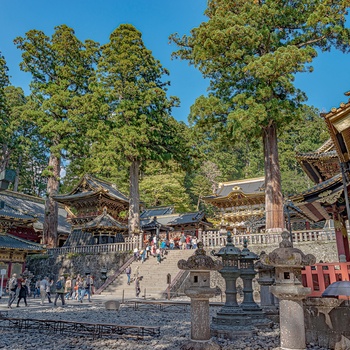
333, 214, 350, 262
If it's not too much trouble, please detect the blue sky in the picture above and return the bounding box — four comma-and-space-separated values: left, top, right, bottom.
1, 0, 350, 123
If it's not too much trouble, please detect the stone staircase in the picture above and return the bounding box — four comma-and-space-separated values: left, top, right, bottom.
103, 249, 194, 299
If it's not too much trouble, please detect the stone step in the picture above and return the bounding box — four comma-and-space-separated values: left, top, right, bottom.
103, 249, 195, 298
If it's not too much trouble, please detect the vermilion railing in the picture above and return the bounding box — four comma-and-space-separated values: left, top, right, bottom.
302, 262, 350, 298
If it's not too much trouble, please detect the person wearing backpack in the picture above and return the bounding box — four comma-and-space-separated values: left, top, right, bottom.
7, 273, 18, 308
54, 276, 66, 306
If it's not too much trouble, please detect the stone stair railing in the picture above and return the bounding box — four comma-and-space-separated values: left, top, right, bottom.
95, 256, 135, 295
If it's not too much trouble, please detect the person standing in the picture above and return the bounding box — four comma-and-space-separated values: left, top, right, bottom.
16, 281, 28, 307
39, 276, 49, 305
46, 278, 53, 303
54, 276, 66, 306
65, 276, 72, 300
125, 266, 131, 285
7, 273, 18, 309
135, 277, 141, 297
79, 276, 92, 303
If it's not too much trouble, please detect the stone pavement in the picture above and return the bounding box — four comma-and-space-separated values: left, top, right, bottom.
0, 294, 329, 350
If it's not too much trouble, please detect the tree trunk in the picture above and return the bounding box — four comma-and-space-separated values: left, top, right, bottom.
128, 159, 140, 235
43, 153, 60, 247
13, 155, 22, 192
263, 122, 284, 232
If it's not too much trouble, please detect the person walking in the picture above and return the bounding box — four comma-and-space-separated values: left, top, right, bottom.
16, 281, 28, 307
54, 276, 66, 306
125, 266, 131, 285
79, 276, 92, 303
7, 273, 18, 309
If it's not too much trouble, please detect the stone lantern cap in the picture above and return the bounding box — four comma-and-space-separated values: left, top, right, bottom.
261, 231, 316, 267
178, 242, 223, 271
240, 238, 258, 261
212, 231, 241, 259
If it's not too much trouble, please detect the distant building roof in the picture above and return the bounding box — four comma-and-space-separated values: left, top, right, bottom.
83, 209, 127, 232
141, 211, 212, 229
203, 177, 265, 208
0, 233, 44, 251
54, 174, 129, 205
0, 191, 70, 235
140, 206, 175, 218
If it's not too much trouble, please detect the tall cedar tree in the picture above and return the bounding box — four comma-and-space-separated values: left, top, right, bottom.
0, 52, 11, 171
15, 25, 99, 247
171, 0, 350, 231
3, 86, 49, 195
95, 24, 183, 234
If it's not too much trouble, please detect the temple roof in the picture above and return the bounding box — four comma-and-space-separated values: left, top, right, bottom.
0, 191, 70, 234
203, 177, 265, 208
140, 206, 175, 218
0, 201, 36, 224
296, 139, 340, 183
322, 99, 350, 164
0, 233, 44, 251
54, 174, 129, 205
291, 174, 343, 222
83, 209, 127, 231
142, 211, 212, 228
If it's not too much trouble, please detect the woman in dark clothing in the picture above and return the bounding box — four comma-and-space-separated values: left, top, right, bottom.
16, 281, 28, 307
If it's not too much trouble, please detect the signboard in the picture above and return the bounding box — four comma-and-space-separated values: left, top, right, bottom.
0, 269, 6, 276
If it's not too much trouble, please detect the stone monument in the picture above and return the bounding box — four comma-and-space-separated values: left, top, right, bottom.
178, 242, 222, 350
261, 230, 316, 350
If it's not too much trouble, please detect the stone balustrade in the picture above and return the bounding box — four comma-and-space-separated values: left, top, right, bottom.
48, 229, 336, 255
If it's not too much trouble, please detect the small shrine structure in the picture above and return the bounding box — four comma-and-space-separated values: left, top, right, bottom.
140, 206, 213, 243
54, 175, 129, 247
0, 195, 46, 289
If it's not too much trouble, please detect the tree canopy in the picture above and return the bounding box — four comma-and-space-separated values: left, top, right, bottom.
171, 0, 350, 231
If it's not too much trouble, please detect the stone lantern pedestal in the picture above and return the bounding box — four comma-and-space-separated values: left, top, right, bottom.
261, 231, 316, 350
211, 232, 255, 339
178, 242, 222, 350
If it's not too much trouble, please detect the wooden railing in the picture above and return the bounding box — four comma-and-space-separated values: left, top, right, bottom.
48, 229, 336, 256
302, 262, 350, 298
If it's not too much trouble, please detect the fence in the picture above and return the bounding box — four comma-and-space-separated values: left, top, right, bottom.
302, 262, 350, 298
201, 229, 336, 248
48, 229, 336, 255
48, 236, 140, 255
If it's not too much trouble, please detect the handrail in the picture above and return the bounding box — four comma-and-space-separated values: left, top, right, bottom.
95, 256, 135, 295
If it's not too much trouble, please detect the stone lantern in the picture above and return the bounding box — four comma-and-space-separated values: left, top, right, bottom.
178, 242, 222, 350
240, 238, 260, 311
261, 230, 316, 350
211, 231, 254, 338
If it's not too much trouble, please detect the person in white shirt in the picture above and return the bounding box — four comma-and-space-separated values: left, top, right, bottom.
39, 277, 49, 305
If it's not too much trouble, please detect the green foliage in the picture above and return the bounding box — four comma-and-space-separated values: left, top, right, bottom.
171, 0, 350, 141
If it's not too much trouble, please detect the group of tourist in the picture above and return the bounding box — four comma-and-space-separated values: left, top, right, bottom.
6, 273, 95, 308
134, 234, 198, 265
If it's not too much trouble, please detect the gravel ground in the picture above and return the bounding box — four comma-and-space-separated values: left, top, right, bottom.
0, 296, 329, 350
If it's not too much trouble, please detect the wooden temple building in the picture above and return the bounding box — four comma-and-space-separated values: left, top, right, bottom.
0, 190, 69, 289
292, 98, 350, 262
140, 206, 213, 243
53, 175, 129, 246
203, 177, 266, 233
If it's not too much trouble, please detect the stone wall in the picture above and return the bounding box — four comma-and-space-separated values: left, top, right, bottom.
304, 298, 350, 350
179, 241, 338, 302
26, 252, 130, 289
